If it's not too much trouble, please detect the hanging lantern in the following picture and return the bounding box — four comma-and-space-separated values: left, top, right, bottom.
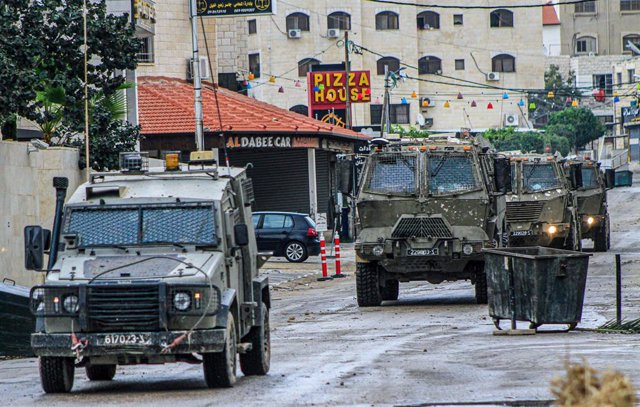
358, 93, 364, 101
444, 100, 451, 108
319, 84, 325, 91
566, 97, 573, 103
248, 72, 255, 80
518, 98, 525, 107
614, 91, 620, 97
637, 83, 640, 91
502, 92, 510, 100
487, 102, 494, 110
269, 76, 276, 83
242, 80, 248, 87
470, 100, 477, 107
313, 86, 320, 92
421, 98, 430, 108
457, 92, 464, 100
547, 91, 555, 99
411, 91, 417, 98
278, 86, 284, 93
295, 80, 302, 88
401, 97, 408, 104
593, 88, 605, 102
375, 97, 381, 104
246, 82, 252, 89
631, 100, 638, 107
614, 96, 620, 103
529, 102, 537, 109
572, 99, 579, 107
365, 88, 371, 95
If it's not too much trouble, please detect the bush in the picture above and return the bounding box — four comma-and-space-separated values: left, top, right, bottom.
483, 127, 570, 156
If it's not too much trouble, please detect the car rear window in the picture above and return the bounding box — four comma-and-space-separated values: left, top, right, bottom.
305, 216, 316, 228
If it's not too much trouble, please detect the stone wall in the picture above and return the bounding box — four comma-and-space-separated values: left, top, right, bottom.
0, 141, 83, 287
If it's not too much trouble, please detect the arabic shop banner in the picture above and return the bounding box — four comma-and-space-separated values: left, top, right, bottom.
197, 0, 276, 17
307, 71, 372, 110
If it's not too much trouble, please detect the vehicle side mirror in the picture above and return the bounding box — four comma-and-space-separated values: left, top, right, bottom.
337, 160, 353, 194
24, 226, 51, 271
234, 224, 249, 247
569, 163, 583, 189
494, 158, 512, 193
605, 169, 616, 189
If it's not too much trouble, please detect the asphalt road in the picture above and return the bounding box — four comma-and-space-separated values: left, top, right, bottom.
2, 183, 640, 406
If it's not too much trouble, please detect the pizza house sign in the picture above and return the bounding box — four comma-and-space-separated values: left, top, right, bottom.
307, 71, 372, 110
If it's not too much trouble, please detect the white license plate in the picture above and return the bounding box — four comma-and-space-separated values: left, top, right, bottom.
100, 334, 151, 346
407, 248, 439, 256
511, 230, 533, 237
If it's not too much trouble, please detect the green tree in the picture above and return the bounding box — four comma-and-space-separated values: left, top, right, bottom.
545, 108, 605, 149
528, 64, 582, 127
483, 127, 571, 156
391, 125, 430, 138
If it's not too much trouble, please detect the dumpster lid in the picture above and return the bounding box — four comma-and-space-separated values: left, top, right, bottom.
482, 246, 592, 260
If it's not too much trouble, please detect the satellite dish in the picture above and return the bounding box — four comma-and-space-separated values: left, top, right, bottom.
416, 113, 426, 126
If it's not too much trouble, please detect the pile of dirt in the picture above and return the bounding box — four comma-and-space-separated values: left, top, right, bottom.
551, 361, 636, 406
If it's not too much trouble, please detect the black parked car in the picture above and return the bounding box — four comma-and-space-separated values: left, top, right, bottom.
252, 212, 321, 262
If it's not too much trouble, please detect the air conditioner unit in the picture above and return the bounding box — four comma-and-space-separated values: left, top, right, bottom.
422, 118, 434, 128
486, 72, 500, 81
327, 28, 340, 38
504, 113, 519, 127
288, 29, 302, 39
187, 57, 210, 80
588, 52, 596, 57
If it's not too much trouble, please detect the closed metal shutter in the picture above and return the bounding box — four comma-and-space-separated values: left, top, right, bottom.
227, 149, 310, 213
315, 150, 332, 215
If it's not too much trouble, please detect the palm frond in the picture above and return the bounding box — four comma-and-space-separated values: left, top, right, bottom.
597, 318, 640, 334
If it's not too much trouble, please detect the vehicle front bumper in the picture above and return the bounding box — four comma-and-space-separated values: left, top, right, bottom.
31, 329, 226, 357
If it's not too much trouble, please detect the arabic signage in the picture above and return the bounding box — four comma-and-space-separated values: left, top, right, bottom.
622, 106, 640, 126
307, 71, 372, 110
196, 0, 276, 17
226, 136, 319, 149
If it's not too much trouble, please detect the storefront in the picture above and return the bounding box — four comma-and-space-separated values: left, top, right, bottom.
622, 106, 640, 161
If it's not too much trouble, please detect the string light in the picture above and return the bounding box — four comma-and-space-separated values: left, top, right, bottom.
487, 102, 494, 110
457, 92, 464, 100
295, 80, 302, 87
502, 92, 510, 100
529, 102, 536, 109
572, 99, 579, 107
422, 98, 430, 107
401, 97, 408, 104
518, 98, 525, 107
278, 86, 284, 93
411, 90, 417, 98
444, 100, 450, 108
269, 76, 276, 83
248, 72, 255, 80
471, 100, 477, 107
547, 91, 555, 99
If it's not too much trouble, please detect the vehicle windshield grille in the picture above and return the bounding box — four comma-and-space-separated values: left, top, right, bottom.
64, 203, 217, 247
523, 163, 559, 192
392, 217, 453, 238
581, 167, 599, 189
428, 155, 478, 195
366, 153, 418, 195
87, 285, 160, 332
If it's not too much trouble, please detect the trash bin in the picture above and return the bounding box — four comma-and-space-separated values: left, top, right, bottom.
0, 282, 35, 356
615, 170, 633, 187
483, 247, 591, 331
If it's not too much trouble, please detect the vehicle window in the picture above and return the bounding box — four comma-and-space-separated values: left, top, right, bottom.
143, 207, 216, 244
262, 214, 286, 229
523, 163, 560, 192
511, 163, 518, 192
581, 167, 599, 189
305, 216, 316, 228
65, 208, 139, 246
428, 154, 479, 195
252, 214, 260, 227
284, 216, 294, 228
366, 153, 418, 195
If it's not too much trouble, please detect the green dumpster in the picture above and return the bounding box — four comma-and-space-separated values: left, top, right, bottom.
483, 247, 591, 331
615, 170, 633, 187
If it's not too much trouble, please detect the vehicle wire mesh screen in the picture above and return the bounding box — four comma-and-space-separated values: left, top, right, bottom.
143, 207, 216, 245
523, 163, 560, 192
366, 153, 418, 195
65, 208, 139, 246
581, 167, 598, 189
428, 155, 478, 194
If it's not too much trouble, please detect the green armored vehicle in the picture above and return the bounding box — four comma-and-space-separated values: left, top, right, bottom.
505, 153, 580, 251
355, 136, 510, 306
564, 158, 611, 252
25, 152, 270, 393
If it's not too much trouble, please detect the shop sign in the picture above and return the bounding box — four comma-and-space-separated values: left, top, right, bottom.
134, 0, 156, 34
197, 0, 276, 17
307, 71, 371, 110
292, 137, 319, 148
225, 136, 319, 149
623, 106, 640, 125
322, 139, 352, 153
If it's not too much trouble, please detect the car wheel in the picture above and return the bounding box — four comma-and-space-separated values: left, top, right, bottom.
284, 241, 308, 263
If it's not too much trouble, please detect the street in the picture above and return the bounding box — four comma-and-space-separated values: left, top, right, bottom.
2, 182, 640, 407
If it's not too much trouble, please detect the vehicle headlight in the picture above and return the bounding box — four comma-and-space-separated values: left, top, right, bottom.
587, 216, 595, 226
463, 244, 474, 255
372, 245, 385, 256
173, 292, 191, 311
62, 294, 79, 314
548, 225, 558, 235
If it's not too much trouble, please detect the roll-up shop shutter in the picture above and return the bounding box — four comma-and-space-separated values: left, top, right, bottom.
315, 150, 333, 216
227, 149, 310, 213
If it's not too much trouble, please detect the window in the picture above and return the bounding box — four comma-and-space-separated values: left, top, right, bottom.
417, 11, 440, 29
365, 153, 418, 195
617, 72, 623, 84
621, 0, 640, 11
453, 14, 463, 25
492, 54, 515, 72
490, 9, 514, 27
582, 167, 599, 189
623, 34, 640, 53
629, 68, 636, 83
248, 53, 261, 78
370, 104, 410, 125
593, 74, 613, 96
376, 56, 400, 75
575, 1, 596, 13
290, 105, 309, 116
137, 36, 154, 63
248, 19, 257, 34
523, 164, 559, 192
284, 216, 294, 228
298, 58, 320, 77
576, 36, 597, 54
328, 12, 351, 30
218, 73, 240, 92
418, 56, 442, 74
428, 155, 479, 195
286, 12, 310, 31
376, 11, 399, 30
262, 214, 287, 229
455, 59, 465, 70
252, 214, 260, 227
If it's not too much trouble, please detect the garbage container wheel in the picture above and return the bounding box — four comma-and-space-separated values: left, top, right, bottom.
356, 262, 382, 307
594, 215, 610, 252
475, 269, 488, 304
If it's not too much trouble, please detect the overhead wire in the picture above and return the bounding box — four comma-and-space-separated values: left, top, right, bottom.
363, 0, 594, 9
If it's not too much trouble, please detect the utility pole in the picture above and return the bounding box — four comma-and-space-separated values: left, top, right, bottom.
380, 65, 391, 138
190, 0, 205, 151
344, 31, 352, 129
83, 0, 90, 180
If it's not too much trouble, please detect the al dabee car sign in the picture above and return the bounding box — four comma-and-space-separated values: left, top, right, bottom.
196, 0, 276, 17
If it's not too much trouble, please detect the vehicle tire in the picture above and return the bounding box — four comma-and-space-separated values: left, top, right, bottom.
356, 263, 382, 307
203, 314, 237, 388
475, 269, 488, 305
240, 303, 270, 376
39, 356, 75, 393
380, 279, 399, 301
85, 364, 116, 381
284, 241, 308, 263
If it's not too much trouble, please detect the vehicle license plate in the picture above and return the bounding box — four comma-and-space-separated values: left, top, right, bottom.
101, 334, 151, 346
511, 230, 533, 237
407, 248, 439, 256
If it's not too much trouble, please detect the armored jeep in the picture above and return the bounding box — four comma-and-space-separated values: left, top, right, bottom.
564, 158, 611, 252
505, 153, 580, 251
354, 136, 509, 306
24, 152, 270, 393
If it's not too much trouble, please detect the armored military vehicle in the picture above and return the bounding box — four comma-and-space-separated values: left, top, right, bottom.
354, 136, 510, 306
505, 153, 580, 251
24, 152, 270, 393
564, 157, 611, 252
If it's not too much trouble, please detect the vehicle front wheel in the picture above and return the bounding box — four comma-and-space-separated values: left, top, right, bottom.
284, 241, 308, 263
380, 279, 399, 301
356, 263, 382, 307
86, 364, 116, 381
203, 314, 237, 388
240, 302, 270, 376
40, 356, 75, 393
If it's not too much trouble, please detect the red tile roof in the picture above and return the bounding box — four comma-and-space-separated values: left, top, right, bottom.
543, 3, 560, 25
137, 76, 369, 141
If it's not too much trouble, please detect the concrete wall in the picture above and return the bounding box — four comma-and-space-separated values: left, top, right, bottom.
0, 141, 83, 287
